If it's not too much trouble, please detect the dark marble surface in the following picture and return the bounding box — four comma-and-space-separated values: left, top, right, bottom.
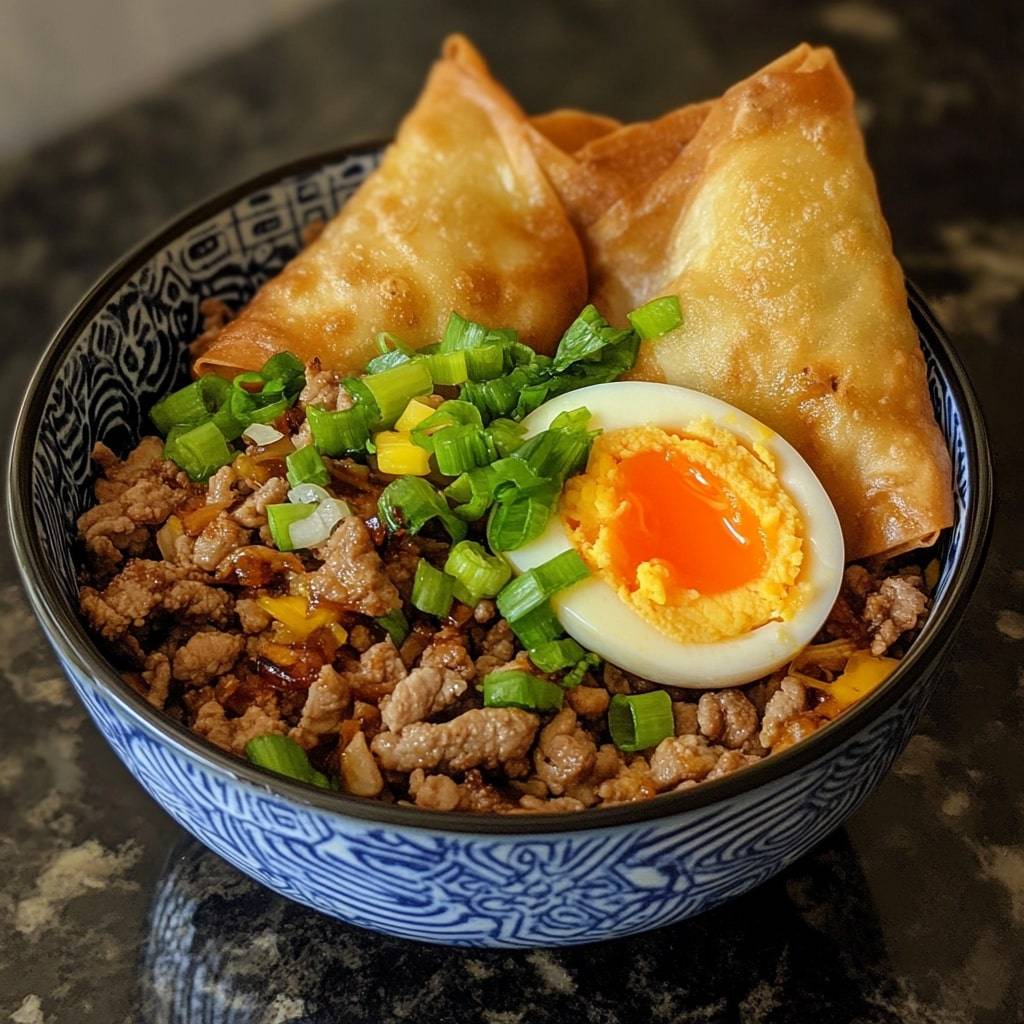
1, 1, 1022, 1021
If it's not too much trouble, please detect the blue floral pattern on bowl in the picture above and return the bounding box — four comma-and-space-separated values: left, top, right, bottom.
9, 146, 990, 947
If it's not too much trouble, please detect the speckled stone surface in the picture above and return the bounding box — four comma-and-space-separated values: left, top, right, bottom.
1, 1, 1021, 1021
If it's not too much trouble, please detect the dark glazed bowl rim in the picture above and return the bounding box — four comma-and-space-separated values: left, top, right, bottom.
7, 143, 994, 836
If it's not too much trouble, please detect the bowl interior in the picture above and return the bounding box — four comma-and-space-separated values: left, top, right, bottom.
8, 145, 984, 831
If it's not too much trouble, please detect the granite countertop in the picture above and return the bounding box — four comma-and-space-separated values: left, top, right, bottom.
1, 1, 1021, 1021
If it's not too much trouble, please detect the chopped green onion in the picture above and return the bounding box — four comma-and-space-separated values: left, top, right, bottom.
486, 418, 526, 457
365, 333, 415, 374
529, 638, 586, 673
164, 420, 234, 481
376, 608, 410, 645
489, 458, 547, 500
286, 446, 330, 488
233, 371, 265, 392
245, 396, 290, 424
266, 502, 315, 552
363, 359, 433, 426
440, 311, 490, 352
410, 400, 483, 453
443, 467, 496, 521
411, 559, 455, 617
552, 304, 635, 373
486, 487, 556, 552
550, 407, 592, 432
514, 425, 593, 484
307, 405, 370, 456
507, 602, 563, 647
464, 345, 506, 381
627, 295, 683, 340
496, 549, 589, 620
482, 671, 564, 711
562, 653, 601, 688
444, 541, 511, 605
432, 423, 496, 476
378, 477, 467, 542
149, 381, 209, 434
259, 352, 306, 393
608, 691, 674, 752
341, 378, 384, 429
535, 549, 589, 593
244, 734, 331, 788
460, 367, 531, 421
425, 350, 469, 385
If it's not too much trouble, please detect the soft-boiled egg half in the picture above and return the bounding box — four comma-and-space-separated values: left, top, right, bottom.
505, 382, 845, 688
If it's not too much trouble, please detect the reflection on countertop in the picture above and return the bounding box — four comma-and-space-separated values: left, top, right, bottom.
1, 1, 1021, 1022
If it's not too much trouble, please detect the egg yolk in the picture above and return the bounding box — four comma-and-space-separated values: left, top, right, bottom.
609, 449, 766, 595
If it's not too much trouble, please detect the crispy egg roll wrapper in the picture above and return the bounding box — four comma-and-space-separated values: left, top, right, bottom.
587, 44, 952, 560
527, 100, 713, 230
194, 35, 586, 377
529, 108, 622, 153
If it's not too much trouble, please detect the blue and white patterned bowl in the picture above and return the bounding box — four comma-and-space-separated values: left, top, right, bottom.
7, 145, 992, 948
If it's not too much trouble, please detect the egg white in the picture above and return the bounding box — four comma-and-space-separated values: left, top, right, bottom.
505, 382, 845, 688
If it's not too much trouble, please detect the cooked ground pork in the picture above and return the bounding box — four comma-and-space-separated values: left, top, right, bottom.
307, 517, 401, 616
171, 631, 245, 685
76, 406, 934, 815
80, 560, 233, 644
290, 665, 351, 750
379, 666, 468, 733
371, 707, 540, 772
192, 514, 251, 571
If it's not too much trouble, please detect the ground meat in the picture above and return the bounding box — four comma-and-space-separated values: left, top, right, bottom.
91, 437, 179, 502
474, 619, 516, 677
603, 664, 632, 695
409, 771, 461, 811
473, 599, 497, 624
772, 713, 828, 752
298, 359, 353, 411
597, 758, 658, 805
79, 560, 233, 645
759, 676, 808, 749
705, 749, 764, 780
325, 459, 389, 519
864, 574, 928, 655
649, 734, 721, 789
307, 517, 400, 616
420, 625, 476, 681
697, 691, 759, 749
193, 700, 285, 754
140, 652, 171, 709
453, 769, 512, 812
516, 795, 587, 814
345, 641, 408, 702
232, 476, 289, 528
673, 702, 700, 736
206, 465, 238, 506
191, 514, 251, 571
348, 624, 374, 653
235, 598, 271, 634
171, 631, 245, 686
532, 708, 596, 796
379, 666, 468, 732
290, 665, 351, 749
77, 477, 184, 570
565, 686, 610, 719
372, 707, 539, 772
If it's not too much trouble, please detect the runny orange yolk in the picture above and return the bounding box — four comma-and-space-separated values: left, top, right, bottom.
608, 449, 766, 596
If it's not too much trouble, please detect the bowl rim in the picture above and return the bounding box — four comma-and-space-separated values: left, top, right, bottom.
7, 143, 994, 836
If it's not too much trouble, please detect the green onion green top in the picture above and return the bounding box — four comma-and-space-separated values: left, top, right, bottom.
608, 691, 675, 752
